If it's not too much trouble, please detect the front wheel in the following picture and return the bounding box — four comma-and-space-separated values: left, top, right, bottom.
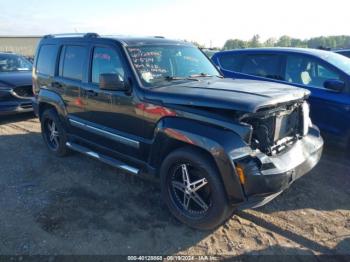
160, 147, 233, 230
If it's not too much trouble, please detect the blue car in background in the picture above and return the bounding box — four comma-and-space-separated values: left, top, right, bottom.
212, 48, 350, 148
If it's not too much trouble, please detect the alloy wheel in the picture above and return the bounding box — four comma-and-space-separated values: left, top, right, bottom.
45, 119, 59, 150
170, 163, 212, 216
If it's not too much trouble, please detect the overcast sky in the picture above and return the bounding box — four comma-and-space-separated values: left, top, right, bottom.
0, 0, 349, 47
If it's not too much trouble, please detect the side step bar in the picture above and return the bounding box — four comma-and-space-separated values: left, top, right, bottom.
66, 142, 140, 175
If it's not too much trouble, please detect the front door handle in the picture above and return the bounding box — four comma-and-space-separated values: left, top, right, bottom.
86, 89, 98, 97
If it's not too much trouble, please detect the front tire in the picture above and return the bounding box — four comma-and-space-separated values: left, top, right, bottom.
41, 108, 69, 157
160, 147, 233, 230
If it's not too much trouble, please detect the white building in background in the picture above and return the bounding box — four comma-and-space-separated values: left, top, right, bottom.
0, 36, 42, 57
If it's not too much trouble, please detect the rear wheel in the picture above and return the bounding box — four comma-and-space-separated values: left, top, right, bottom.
41, 108, 69, 157
160, 147, 233, 230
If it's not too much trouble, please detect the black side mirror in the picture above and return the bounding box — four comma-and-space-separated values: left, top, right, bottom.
99, 73, 126, 91
324, 79, 345, 92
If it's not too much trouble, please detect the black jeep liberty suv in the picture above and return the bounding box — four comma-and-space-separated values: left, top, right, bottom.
32, 33, 323, 230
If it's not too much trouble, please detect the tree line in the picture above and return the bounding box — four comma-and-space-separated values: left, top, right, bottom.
218, 35, 350, 50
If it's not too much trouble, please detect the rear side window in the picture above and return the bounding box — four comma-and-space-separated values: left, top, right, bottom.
36, 45, 58, 76
218, 53, 243, 72
241, 54, 283, 80
60, 45, 86, 81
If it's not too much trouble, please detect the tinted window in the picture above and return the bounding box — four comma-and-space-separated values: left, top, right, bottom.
36, 45, 58, 76
91, 47, 125, 84
285, 55, 341, 88
0, 54, 32, 73
241, 55, 282, 80
218, 53, 243, 72
60, 46, 86, 81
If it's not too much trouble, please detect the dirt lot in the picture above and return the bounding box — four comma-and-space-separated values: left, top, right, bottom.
0, 113, 349, 257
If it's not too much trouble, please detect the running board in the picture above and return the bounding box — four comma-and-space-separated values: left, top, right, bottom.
66, 142, 140, 175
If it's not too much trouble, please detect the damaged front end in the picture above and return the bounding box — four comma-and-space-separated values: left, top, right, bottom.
231, 99, 323, 208
241, 100, 311, 156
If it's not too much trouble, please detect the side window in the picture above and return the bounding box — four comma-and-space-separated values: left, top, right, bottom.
91, 47, 125, 84
60, 45, 86, 81
241, 55, 282, 80
36, 45, 58, 76
285, 55, 341, 88
218, 53, 243, 72
317, 64, 339, 79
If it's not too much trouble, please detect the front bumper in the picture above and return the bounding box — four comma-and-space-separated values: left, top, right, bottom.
0, 88, 33, 115
237, 125, 323, 209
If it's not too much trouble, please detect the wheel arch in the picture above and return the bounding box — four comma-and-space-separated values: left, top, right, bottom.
149, 117, 247, 203
37, 89, 67, 121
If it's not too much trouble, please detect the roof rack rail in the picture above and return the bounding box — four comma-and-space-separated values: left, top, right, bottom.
153, 36, 165, 38
43, 33, 99, 39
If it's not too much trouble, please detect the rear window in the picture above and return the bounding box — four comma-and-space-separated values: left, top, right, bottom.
59, 45, 86, 81
36, 45, 58, 76
218, 53, 243, 72
241, 54, 283, 80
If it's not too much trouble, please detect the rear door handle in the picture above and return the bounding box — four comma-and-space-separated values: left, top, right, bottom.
86, 89, 98, 96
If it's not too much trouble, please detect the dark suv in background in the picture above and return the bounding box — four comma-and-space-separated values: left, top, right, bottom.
32, 33, 323, 229
0, 52, 33, 114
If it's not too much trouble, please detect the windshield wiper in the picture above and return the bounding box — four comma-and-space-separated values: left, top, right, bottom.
155, 75, 200, 82
149, 75, 201, 89
189, 73, 223, 78
164, 76, 187, 81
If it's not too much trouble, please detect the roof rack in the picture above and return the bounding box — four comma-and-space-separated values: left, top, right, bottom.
153, 36, 165, 38
43, 33, 99, 39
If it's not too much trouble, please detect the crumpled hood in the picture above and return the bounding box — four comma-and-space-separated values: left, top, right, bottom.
145, 78, 310, 113
0, 71, 32, 87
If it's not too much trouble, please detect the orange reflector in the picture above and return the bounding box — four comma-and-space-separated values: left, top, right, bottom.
236, 165, 245, 184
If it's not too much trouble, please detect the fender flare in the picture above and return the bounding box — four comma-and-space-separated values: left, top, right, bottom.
37, 89, 67, 120
150, 117, 249, 203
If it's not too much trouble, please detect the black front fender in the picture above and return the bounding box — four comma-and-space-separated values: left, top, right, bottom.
150, 117, 249, 204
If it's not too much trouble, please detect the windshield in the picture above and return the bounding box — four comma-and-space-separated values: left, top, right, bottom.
0, 54, 32, 73
127, 45, 221, 87
319, 51, 350, 75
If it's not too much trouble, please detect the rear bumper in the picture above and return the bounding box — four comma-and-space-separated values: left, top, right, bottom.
237, 125, 323, 209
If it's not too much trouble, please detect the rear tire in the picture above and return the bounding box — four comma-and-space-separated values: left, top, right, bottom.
41, 108, 69, 157
160, 147, 233, 230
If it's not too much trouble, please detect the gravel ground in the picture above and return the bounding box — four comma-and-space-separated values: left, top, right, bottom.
0, 113, 349, 257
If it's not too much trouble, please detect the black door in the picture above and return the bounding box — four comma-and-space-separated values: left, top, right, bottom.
75, 45, 145, 159
55, 44, 88, 121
